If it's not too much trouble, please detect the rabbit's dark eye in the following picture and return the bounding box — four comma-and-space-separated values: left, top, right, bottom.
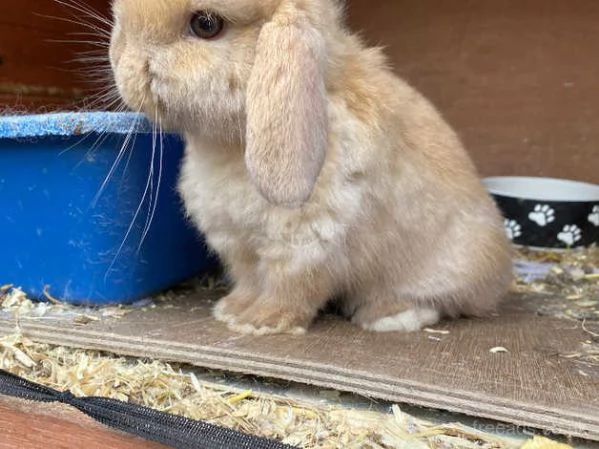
190, 11, 224, 39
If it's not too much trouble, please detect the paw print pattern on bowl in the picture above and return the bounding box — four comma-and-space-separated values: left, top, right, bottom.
589, 206, 599, 227
504, 219, 522, 240
528, 204, 555, 227
557, 224, 583, 246
483, 177, 599, 249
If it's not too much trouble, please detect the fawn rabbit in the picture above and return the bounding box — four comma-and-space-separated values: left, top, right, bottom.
109, 0, 513, 335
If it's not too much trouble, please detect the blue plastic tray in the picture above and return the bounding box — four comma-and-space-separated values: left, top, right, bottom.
0, 112, 218, 305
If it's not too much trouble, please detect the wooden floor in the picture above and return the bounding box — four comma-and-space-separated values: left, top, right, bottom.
1, 290, 598, 442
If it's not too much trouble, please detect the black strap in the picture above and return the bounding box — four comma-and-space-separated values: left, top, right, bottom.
0, 368, 298, 449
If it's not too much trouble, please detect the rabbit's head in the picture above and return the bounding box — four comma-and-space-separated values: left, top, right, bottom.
110, 0, 346, 207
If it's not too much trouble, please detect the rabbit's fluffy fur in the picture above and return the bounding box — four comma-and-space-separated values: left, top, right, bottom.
109, 0, 513, 335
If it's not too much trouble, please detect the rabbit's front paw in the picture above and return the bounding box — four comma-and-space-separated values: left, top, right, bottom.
213, 289, 257, 325
227, 299, 310, 336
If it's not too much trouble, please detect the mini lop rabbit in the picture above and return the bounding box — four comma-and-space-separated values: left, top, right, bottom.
109, 0, 513, 335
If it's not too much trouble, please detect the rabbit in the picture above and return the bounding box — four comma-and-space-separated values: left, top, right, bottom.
109, 0, 514, 336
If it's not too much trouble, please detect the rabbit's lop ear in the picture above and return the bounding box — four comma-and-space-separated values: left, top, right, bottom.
245, 4, 328, 208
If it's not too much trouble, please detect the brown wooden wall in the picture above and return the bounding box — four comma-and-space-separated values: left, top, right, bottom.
1, 0, 597, 183
346, 0, 599, 184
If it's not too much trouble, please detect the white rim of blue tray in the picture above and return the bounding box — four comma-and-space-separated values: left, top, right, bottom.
0, 112, 155, 138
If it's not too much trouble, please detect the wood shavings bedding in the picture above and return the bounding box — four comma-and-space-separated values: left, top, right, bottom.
0, 330, 573, 449
512, 247, 599, 321
0, 283, 132, 322
0, 271, 224, 325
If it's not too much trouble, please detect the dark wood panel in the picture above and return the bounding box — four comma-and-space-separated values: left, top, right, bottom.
0, 0, 110, 97
0, 22, 105, 89
0, 0, 107, 31
0, 94, 82, 112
